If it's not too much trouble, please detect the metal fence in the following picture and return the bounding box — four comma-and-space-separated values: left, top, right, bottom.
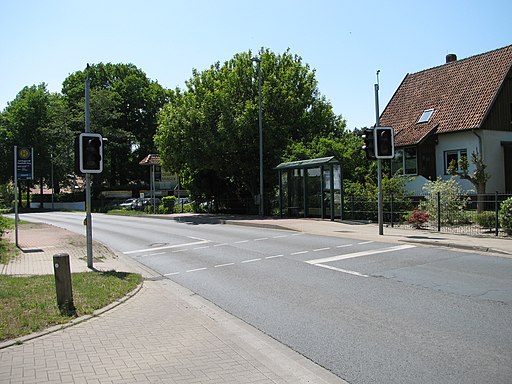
342, 192, 512, 237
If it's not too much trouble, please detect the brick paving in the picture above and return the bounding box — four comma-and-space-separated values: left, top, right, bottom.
0, 223, 347, 384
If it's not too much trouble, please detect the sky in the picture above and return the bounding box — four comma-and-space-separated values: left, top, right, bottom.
1, 0, 511, 130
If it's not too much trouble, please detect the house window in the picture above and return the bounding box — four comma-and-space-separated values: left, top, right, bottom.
417, 109, 434, 123
391, 147, 417, 175
444, 149, 467, 173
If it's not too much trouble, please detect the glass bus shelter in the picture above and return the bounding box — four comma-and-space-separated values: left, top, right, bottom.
274, 156, 342, 220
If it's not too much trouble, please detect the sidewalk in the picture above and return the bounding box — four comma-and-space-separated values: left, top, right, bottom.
0, 221, 348, 384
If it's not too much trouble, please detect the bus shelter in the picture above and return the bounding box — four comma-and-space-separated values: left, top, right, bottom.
274, 156, 342, 220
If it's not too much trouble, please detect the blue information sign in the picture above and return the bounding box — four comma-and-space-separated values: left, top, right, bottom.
17, 147, 33, 180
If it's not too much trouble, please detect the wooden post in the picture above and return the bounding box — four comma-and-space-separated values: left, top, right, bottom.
53, 253, 76, 315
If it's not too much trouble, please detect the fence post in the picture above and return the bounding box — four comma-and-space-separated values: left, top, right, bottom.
53, 253, 76, 316
495, 191, 499, 237
437, 192, 441, 232
390, 194, 394, 228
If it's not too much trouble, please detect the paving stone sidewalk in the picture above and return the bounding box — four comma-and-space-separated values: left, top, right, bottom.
0, 223, 348, 384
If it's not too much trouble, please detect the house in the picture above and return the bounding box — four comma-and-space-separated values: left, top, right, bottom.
379, 44, 512, 194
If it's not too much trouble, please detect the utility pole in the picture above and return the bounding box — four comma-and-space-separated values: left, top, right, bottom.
375, 70, 384, 235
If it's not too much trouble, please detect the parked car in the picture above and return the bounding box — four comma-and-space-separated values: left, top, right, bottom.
118, 198, 138, 209
132, 197, 161, 211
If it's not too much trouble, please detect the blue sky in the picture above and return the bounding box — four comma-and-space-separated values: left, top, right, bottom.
1, 0, 510, 130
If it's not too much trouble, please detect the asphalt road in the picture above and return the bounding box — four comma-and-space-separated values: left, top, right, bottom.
18, 212, 512, 384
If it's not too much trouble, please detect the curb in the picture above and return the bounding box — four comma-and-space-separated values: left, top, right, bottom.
0, 281, 144, 350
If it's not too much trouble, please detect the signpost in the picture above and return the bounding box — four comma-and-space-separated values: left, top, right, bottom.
14, 146, 34, 247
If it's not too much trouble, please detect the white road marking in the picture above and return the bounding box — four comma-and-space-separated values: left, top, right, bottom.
148, 252, 166, 256
313, 264, 369, 277
266, 254, 284, 259
164, 272, 181, 276
336, 244, 353, 248
215, 263, 235, 268
241, 258, 261, 263
254, 237, 269, 241
305, 244, 416, 278
291, 251, 309, 255
306, 244, 416, 265
123, 240, 209, 255
186, 267, 207, 273
234, 240, 249, 244
313, 247, 331, 252
357, 241, 374, 245
272, 235, 287, 239
214, 243, 228, 247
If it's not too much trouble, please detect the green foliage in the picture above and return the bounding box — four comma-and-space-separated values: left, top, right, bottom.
0, 214, 9, 237
0, 183, 14, 210
155, 48, 345, 212
62, 63, 169, 189
498, 197, 512, 235
475, 211, 495, 228
159, 196, 176, 214
419, 177, 469, 225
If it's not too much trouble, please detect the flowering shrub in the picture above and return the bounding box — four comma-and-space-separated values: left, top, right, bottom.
499, 197, 512, 235
406, 210, 430, 229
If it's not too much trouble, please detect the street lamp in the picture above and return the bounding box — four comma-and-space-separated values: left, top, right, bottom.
252, 56, 264, 216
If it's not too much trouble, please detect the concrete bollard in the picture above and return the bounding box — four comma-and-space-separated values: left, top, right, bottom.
53, 253, 76, 316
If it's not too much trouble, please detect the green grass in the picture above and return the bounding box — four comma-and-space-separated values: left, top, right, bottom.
0, 271, 142, 342
106, 209, 147, 216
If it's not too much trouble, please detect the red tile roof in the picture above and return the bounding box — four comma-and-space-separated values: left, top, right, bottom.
139, 154, 161, 166
379, 45, 512, 146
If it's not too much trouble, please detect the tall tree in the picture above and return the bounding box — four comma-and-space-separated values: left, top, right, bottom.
155, 49, 346, 212
62, 63, 169, 188
0, 84, 70, 202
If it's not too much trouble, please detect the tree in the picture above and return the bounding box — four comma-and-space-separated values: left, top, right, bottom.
448, 150, 490, 213
62, 63, 169, 188
155, 49, 345, 212
0, 84, 70, 205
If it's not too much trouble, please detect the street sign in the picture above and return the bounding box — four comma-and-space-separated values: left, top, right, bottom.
16, 147, 34, 180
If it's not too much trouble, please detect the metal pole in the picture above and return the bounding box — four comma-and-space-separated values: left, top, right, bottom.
375, 71, 384, 235
14, 146, 19, 248
85, 66, 93, 269
51, 152, 54, 210
257, 59, 264, 216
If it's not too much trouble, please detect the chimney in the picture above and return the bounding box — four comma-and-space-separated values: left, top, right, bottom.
446, 53, 457, 63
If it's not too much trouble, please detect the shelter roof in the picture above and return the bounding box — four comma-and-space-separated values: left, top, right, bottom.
274, 156, 339, 170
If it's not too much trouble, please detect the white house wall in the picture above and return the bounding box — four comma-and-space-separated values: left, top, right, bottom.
435, 129, 512, 193
481, 130, 512, 192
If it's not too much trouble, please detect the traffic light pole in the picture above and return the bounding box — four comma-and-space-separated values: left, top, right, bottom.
375, 72, 384, 236
85, 68, 93, 268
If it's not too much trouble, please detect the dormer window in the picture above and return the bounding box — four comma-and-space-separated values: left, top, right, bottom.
417, 108, 434, 123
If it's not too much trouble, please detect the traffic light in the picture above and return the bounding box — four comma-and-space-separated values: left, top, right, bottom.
77, 133, 103, 173
374, 126, 394, 159
362, 128, 376, 160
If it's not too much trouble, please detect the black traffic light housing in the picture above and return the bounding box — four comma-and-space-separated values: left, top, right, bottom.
374, 126, 395, 159
76, 133, 103, 174
362, 128, 376, 160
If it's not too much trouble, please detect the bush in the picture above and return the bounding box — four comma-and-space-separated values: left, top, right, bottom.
0, 214, 8, 237
160, 196, 176, 214
499, 197, 512, 235
405, 209, 430, 229
419, 178, 469, 225
475, 211, 495, 229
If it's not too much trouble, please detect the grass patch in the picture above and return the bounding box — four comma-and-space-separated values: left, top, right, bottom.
0, 271, 142, 342
106, 209, 147, 216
